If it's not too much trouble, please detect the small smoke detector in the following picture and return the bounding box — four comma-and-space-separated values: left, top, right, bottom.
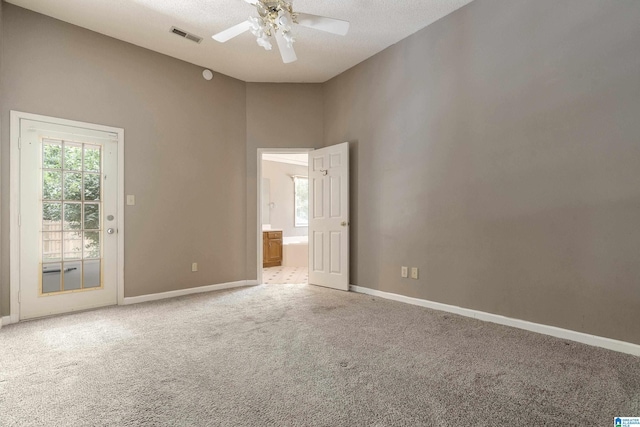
170, 26, 203, 44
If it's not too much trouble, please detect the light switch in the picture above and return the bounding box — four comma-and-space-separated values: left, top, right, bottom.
191, 262, 198, 272
411, 267, 419, 280
401, 266, 408, 278
126, 195, 135, 206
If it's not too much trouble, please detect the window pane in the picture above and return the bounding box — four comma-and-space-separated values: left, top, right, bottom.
42, 263, 62, 294
42, 232, 62, 262
84, 145, 101, 172
63, 172, 82, 200
43, 141, 62, 169
84, 173, 100, 201
84, 231, 100, 259
63, 231, 83, 260
64, 143, 82, 171
84, 204, 100, 230
43, 202, 62, 230
63, 203, 82, 230
294, 177, 309, 227
83, 260, 101, 288
43, 171, 62, 200
63, 261, 82, 291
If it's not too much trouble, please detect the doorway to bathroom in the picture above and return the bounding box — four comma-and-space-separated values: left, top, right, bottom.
258, 143, 350, 290
259, 150, 311, 285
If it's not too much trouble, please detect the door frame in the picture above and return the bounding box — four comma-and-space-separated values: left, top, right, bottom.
9, 111, 125, 323
256, 148, 313, 285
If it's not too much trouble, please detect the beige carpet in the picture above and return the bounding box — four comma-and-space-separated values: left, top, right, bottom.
1, 283, 639, 426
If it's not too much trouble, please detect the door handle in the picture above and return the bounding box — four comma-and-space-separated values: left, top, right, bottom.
107, 228, 115, 234
341, 221, 349, 227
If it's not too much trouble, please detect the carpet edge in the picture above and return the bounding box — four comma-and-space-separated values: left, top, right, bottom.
122, 280, 258, 305
349, 285, 640, 357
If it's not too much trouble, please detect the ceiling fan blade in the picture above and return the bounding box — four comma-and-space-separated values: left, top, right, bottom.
212, 20, 252, 43
274, 31, 297, 63
244, 0, 258, 4
295, 13, 349, 36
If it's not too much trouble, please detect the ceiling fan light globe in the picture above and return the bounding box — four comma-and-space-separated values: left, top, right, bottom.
257, 36, 273, 50
248, 16, 260, 30
282, 31, 295, 47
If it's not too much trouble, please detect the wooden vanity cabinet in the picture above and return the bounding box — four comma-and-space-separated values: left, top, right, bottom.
263, 231, 283, 267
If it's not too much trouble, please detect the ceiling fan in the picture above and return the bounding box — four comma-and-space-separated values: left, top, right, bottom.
212, 0, 350, 64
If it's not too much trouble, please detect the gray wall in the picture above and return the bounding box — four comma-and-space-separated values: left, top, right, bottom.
262, 160, 308, 238
3, 0, 639, 346
323, 0, 640, 344
245, 83, 323, 279
0, 4, 247, 310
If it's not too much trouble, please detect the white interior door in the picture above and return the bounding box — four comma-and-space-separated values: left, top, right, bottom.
18, 118, 119, 319
308, 142, 349, 291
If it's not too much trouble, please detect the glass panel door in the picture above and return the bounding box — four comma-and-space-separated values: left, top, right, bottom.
41, 139, 102, 294
18, 115, 119, 320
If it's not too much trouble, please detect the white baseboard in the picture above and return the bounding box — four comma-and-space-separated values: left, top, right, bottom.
350, 285, 640, 357
1, 281, 260, 325
122, 280, 256, 305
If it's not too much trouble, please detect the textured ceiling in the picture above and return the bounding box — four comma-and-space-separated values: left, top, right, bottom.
6, 0, 474, 83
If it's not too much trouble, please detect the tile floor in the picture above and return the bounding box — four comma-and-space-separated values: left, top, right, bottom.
263, 266, 308, 284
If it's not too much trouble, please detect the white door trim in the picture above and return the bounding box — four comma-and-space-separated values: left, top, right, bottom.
9, 111, 125, 324
256, 148, 313, 285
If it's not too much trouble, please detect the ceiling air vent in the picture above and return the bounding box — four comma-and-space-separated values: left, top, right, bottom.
170, 27, 203, 44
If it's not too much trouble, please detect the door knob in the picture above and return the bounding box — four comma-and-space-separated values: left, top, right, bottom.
107, 228, 115, 234
341, 221, 348, 227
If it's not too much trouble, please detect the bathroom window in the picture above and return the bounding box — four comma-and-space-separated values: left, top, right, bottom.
294, 176, 308, 227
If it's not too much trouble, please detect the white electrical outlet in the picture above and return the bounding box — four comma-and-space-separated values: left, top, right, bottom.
191, 262, 198, 272
411, 267, 419, 279
126, 195, 135, 206
401, 266, 408, 278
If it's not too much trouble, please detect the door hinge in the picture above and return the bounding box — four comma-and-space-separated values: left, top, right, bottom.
18, 290, 21, 303
18, 137, 21, 150
18, 214, 22, 227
